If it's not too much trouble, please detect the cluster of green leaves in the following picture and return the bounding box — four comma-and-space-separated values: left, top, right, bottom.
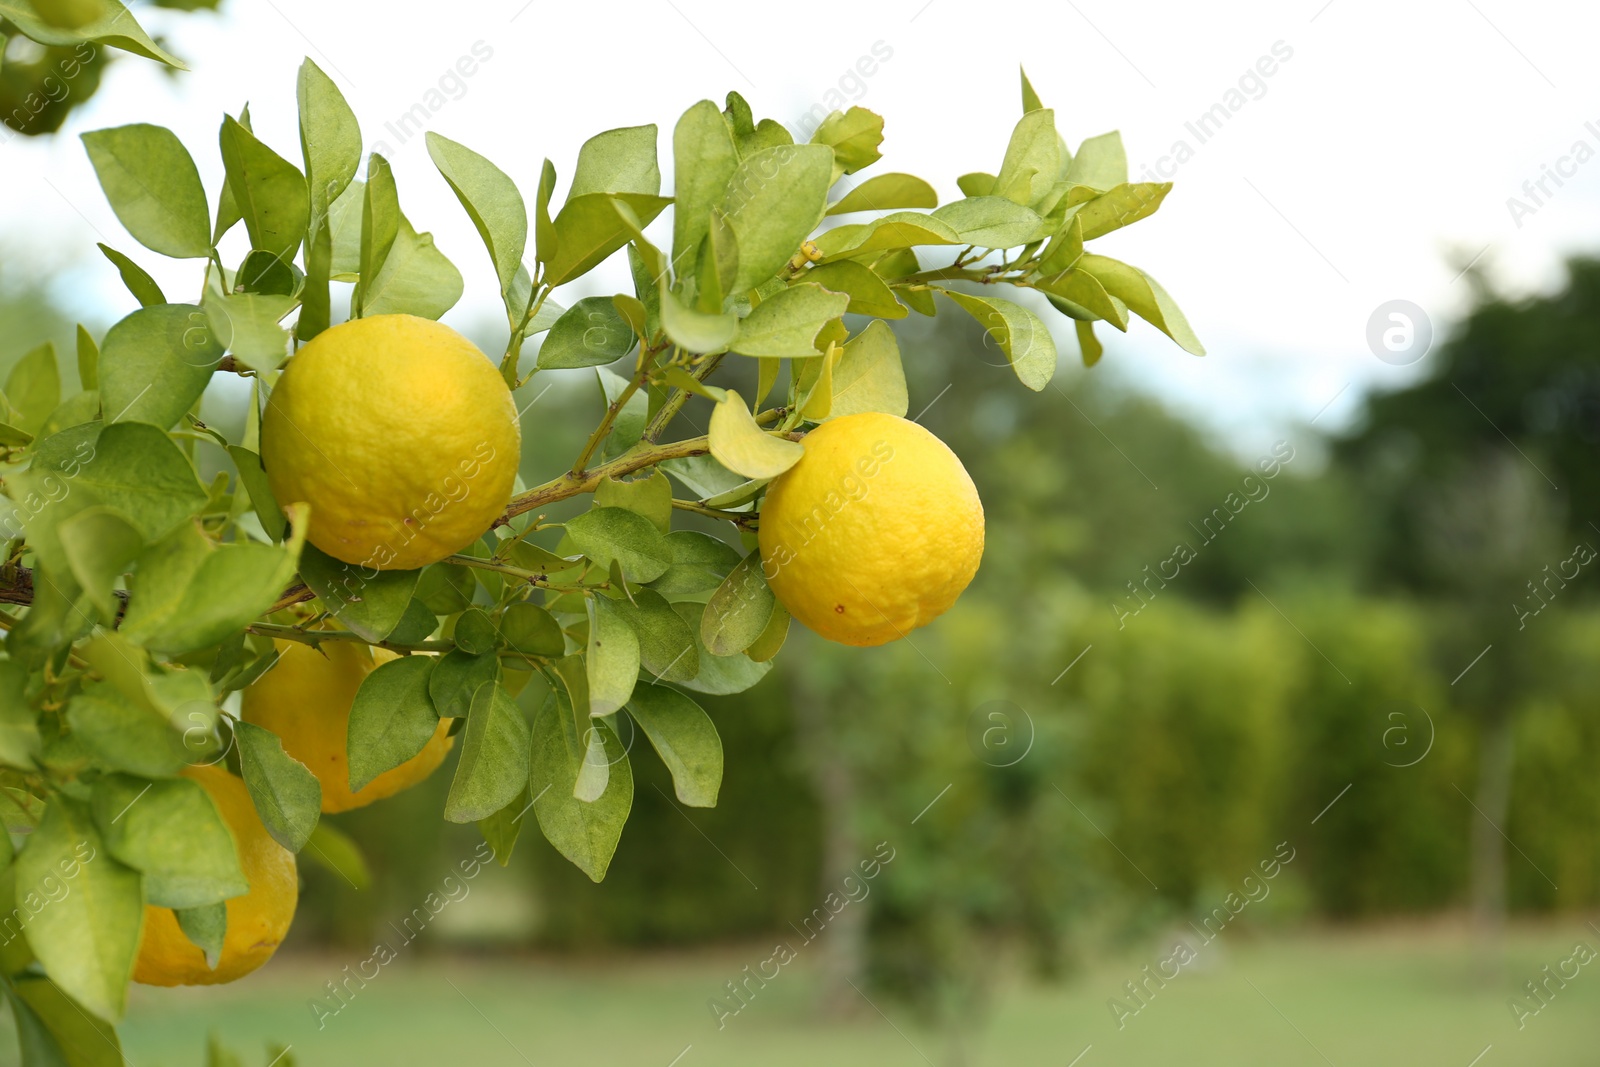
0, 54, 1199, 1061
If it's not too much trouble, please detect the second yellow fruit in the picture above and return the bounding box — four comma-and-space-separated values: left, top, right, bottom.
757, 412, 985, 647
242, 640, 454, 813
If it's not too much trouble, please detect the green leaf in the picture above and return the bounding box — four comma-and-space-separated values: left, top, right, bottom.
829, 319, 908, 418
445, 682, 532, 823
120, 512, 306, 656
453, 608, 498, 655
708, 389, 802, 479
957, 173, 997, 198
701, 550, 776, 656
234, 250, 305, 297
1037, 214, 1085, 275
746, 598, 790, 662
594, 470, 671, 534
672, 100, 740, 274
425, 132, 528, 317
810, 106, 883, 177
1072, 182, 1170, 240
825, 172, 938, 216
7, 972, 125, 1067
940, 290, 1057, 391
81, 124, 210, 258
361, 211, 463, 320
564, 507, 671, 584
813, 211, 961, 262
1065, 131, 1127, 191
1075, 253, 1205, 355
994, 108, 1059, 206
535, 158, 558, 267
537, 296, 637, 369
175, 903, 227, 969
4, 342, 59, 436
544, 192, 672, 287
799, 260, 905, 319
226, 445, 286, 542
501, 602, 565, 657
65, 686, 188, 777
75, 324, 99, 391
233, 720, 320, 852
297, 58, 362, 223
931, 196, 1048, 249
1035, 267, 1129, 329
1076, 320, 1104, 367
303, 820, 371, 890
626, 682, 722, 807
477, 785, 530, 867
416, 562, 474, 615
614, 588, 698, 682
430, 649, 501, 719
731, 282, 850, 358
15, 798, 142, 1021
1021, 65, 1045, 113
297, 544, 418, 642
91, 773, 248, 908
669, 601, 772, 696
346, 655, 439, 792
100, 303, 222, 430
531, 693, 632, 882
723, 91, 792, 157
659, 284, 736, 355
96, 244, 166, 307
586, 596, 639, 717
0, 661, 41, 770
645, 531, 739, 598
0, 0, 185, 67
57, 505, 142, 620
570, 124, 661, 198
202, 289, 295, 372
219, 115, 309, 261
720, 144, 833, 294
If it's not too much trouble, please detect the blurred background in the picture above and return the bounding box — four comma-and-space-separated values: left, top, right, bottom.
4, 1, 1600, 1064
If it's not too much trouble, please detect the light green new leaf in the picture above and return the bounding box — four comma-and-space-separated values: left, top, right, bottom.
701, 550, 776, 656
564, 507, 672, 584
81, 124, 210, 258
1065, 131, 1127, 191
941, 290, 1057, 391
720, 143, 834, 293
297, 543, 419, 642
570, 124, 661, 198
731, 282, 850, 357
0, 0, 184, 67
361, 212, 463, 320
672, 100, 739, 273
233, 719, 321, 852
355, 155, 399, 315
0, 661, 42, 769
1037, 214, 1085, 275
445, 682, 532, 823
91, 773, 248, 909
957, 173, 997, 198
829, 319, 908, 418
100, 303, 222, 429
813, 211, 961, 261
595, 470, 672, 534
825, 172, 938, 216
931, 196, 1049, 249
426, 132, 527, 312
1072, 182, 1170, 240
15, 798, 143, 1022
97, 244, 166, 307
544, 192, 671, 287
1077, 320, 1104, 367
297, 58, 362, 222
76, 324, 98, 390
219, 116, 309, 260
1021, 65, 1045, 114
811, 106, 883, 177
4, 341, 59, 435
586, 596, 640, 717
531, 692, 632, 882
537, 296, 637, 369
994, 108, 1058, 206
626, 682, 722, 807
708, 389, 802, 479
659, 283, 736, 354
346, 654, 439, 792
1076, 253, 1205, 355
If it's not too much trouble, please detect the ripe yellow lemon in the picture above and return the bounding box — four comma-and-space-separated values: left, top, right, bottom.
757, 412, 984, 647
242, 640, 453, 813
262, 314, 521, 571
133, 765, 296, 986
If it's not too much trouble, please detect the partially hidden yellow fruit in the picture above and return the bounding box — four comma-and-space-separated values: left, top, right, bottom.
242, 640, 453, 813
133, 765, 296, 986
262, 314, 521, 571
757, 412, 984, 647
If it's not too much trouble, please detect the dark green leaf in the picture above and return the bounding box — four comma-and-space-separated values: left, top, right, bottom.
626, 682, 721, 806
176, 903, 226, 970
429, 649, 500, 719
346, 655, 438, 792
233, 719, 320, 852
91, 773, 248, 908
701, 550, 776, 656
564, 507, 671, 584
445, 682, 531, 823
530, 693, 632, 882
297, 544, 418, 642
500, 602, 565, 658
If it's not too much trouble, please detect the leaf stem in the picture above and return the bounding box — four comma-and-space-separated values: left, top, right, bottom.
644, 350, 725, 442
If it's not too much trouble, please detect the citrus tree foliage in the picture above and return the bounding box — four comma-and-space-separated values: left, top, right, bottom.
0, 54, 1199, 1058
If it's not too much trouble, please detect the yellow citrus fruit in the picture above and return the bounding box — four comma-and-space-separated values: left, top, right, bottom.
757, 412, 984, 647
262, 314, 521, 571
242, 640, 453, 813
133, 765, 296, 986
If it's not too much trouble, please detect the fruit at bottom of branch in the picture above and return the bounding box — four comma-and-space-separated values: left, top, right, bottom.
757, 412, 984, 647
242, 640, 454, 813
261, 314, 521, 571
133, 765, 297, 986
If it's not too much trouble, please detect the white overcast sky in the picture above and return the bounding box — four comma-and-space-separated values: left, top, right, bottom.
7, 0, 1600, 457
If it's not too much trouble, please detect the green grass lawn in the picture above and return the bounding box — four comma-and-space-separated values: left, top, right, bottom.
105, 920, 1600, 1066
